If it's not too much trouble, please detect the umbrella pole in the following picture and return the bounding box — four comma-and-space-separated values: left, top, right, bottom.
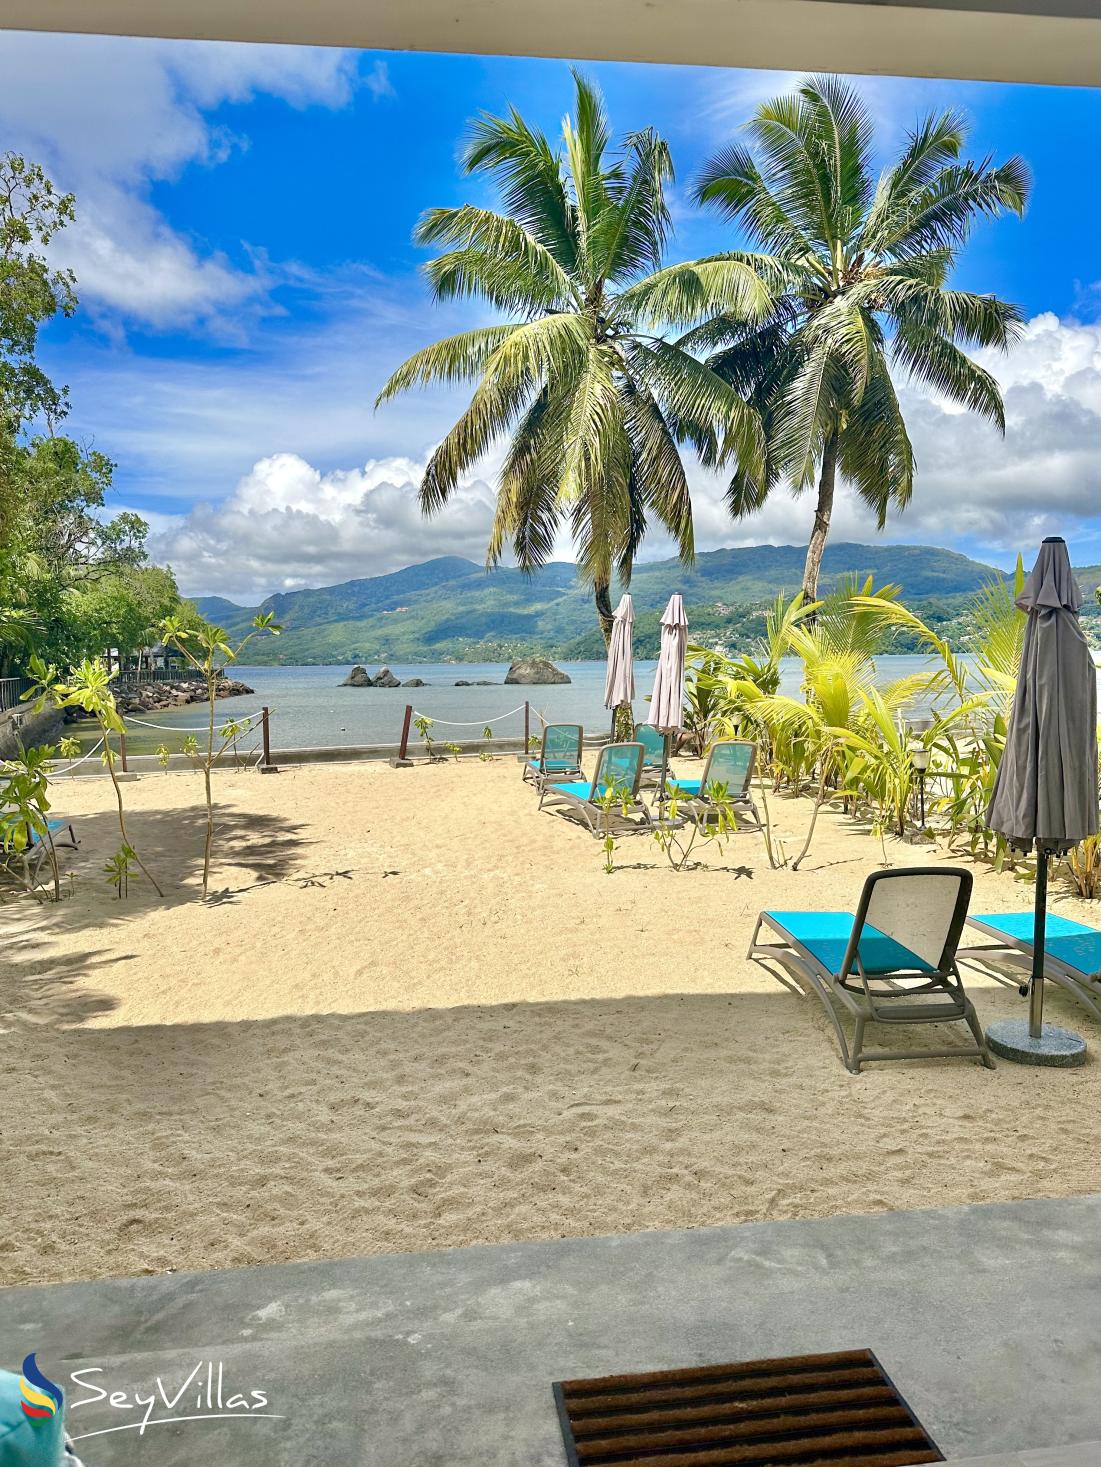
1028, 846, 1049, 1039
658, 733, 669, 802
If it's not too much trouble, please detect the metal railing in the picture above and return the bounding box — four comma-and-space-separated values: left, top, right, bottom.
0, 676, 34, 713
112, 665, 203, 688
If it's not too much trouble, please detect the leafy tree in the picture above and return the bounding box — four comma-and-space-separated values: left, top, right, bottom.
161, 612, 281, 898
377, 71, 765, 648
0, 151, 76, 439
0, 153, 175, 674
692, 77, 1029, 601
65, 564, 185, 664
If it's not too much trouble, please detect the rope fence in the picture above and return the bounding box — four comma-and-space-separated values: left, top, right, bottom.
53, 736, 105, 773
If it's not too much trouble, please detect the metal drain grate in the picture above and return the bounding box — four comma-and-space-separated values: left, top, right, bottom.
553, 1347, 944, 1466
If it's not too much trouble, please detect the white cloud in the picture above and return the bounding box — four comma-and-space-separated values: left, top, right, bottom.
149, 452, 498, 601
0, 32, 358, 330
675, 312, 1101, 564
364, 60, 396, 101
142, 312, 1099, 602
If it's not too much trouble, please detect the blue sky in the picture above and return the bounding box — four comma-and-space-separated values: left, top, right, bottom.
1, 34, 1098, 600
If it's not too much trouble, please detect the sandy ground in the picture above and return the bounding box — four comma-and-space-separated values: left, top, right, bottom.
1, 755, 1097, 1288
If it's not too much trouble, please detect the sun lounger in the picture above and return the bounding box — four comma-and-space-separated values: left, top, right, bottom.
634, 722, 674, 789
962, 912, 1101, 1025
1, 815, 78, 893
523, 723, 584, 788
748, 867, 994, 1072
666, 739, 761, 828
539, 742, 651, 835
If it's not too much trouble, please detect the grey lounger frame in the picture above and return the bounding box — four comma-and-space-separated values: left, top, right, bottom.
961, 915, 1101, 1026
522, 723, 585, 788
748, 866, 994, 1072
539, 742, 652, 837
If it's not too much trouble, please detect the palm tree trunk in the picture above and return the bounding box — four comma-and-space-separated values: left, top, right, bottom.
595, 581, 615, 646
801, 431, 839, 605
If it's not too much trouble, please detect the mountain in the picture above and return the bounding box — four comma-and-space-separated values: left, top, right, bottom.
193, 543, 1100, 665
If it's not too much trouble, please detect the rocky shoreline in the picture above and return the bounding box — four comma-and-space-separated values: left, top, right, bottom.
62, 677, 255, 721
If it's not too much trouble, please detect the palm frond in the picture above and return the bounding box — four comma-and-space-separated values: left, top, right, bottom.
375, 325, 515, 405
489, 388, 565, 569
416, 206, 579, 310
619, 375, 694, 561
591, 125, 674, 282
618, 255, 775, 330
837, 349, 915, 525
884, 155, 1031, 257
892, 325, 1006, 430
420, 375, 531, 513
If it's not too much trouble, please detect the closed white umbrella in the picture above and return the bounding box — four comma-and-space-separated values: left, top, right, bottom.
603, 593, 635, 737
650, 594, 688, 794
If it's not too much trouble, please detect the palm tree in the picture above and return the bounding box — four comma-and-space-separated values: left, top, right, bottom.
691, 76, 1030, 602
376, 72, 766, 645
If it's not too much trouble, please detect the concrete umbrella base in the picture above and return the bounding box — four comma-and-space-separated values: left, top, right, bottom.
986, 1018, 1088, 1067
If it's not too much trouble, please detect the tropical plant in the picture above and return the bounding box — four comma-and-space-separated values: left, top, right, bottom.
376, 71, 766, 653
156, 742, 171, 773
25, 656, 163, 898
104, 845, 136, 900
0, 742, 61, 899
692, 77, 1029, 600
851, 564, 1026, 860
160, 612, 280, 897
595, 779, 634, 874
414, 714, 437, 760
652, 780, 739, 871
1067, 834, 1100, 900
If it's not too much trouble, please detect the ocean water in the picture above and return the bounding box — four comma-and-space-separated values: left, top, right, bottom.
87, 655, 971, 756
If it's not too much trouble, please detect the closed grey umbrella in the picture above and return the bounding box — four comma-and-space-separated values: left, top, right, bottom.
986, 537, 1098, 1060
650, 593, 688, 795
603, 593, 635, 736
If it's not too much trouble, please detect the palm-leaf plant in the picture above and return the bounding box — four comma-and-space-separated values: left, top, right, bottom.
377, 72, 766, 672
691, 76, 1030, 600
161, 612, 280, 898
850, 562, 1027, 860
26, 655, 163, 898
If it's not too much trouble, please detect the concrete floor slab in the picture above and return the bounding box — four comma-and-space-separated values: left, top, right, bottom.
1, 1196, 1097, 1466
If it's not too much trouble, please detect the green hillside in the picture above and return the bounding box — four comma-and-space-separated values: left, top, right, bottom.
195, 543, 1100, 665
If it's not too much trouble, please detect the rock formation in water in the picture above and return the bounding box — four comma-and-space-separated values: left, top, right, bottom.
503, 657, 571, 685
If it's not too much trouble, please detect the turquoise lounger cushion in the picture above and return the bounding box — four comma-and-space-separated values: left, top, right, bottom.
553, 780, 631, 801
975, 912, 1101, 978
766, 910, 934, 975
0, 1367, 65, 1465
527, 759, 577, 771
667, 780, 745, 800
553, 780, 597, 799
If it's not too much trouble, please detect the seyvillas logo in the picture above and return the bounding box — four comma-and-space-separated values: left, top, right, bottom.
19, 1354, 63, 1422
67, 1360, 283, 1442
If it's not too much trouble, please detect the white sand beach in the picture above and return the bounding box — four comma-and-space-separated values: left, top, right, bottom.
1, 756, 1097, 1287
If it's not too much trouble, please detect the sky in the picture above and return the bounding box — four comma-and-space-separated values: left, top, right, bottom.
1, 31, 1098, 603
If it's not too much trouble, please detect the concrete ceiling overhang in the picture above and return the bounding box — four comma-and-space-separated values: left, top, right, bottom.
2, 0, 1099, 86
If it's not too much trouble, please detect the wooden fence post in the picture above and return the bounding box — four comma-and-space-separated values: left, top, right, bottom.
523, 700, 530, 753
119, 729, 128, 773
391, 703, 414, 767
262, 706, 271, 766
